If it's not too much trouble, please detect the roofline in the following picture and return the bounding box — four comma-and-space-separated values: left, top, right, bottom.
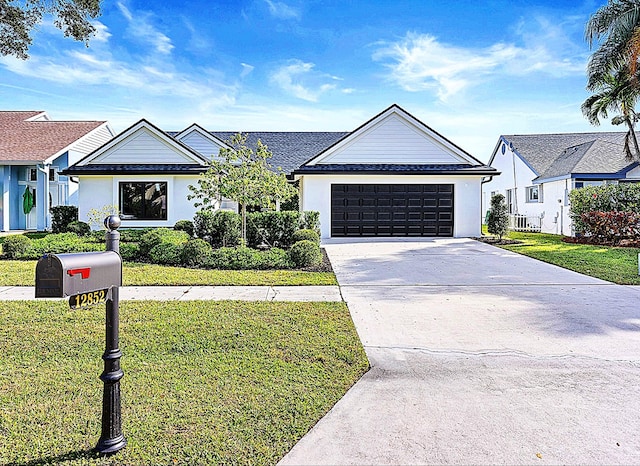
301, 104, 483, 167
292, 168, 500, 176
491, 136, 540, 176
534, 162, 639, 183
42, 121, 113, 165
174, 123, 232, 151
61, 166, 208, 175
71, 119, 209, 168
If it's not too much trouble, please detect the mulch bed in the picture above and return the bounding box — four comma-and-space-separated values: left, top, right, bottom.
473, 236, 522, 245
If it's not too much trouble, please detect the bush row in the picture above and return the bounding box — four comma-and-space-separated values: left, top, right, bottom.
2, 233, 103, 259
579, 211, 640, 242
569, 184, 640, 233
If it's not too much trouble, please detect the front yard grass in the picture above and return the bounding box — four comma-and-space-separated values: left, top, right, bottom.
489, 231, 640, 285
0, 300, 368, 465
0, 260, 337, 286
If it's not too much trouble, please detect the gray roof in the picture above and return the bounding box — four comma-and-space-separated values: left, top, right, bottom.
63, 164, 206, 175
501, 132, 636, 181
293, 163, 496, 175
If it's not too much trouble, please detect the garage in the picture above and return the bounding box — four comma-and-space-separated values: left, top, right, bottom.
331, 183, 454, 237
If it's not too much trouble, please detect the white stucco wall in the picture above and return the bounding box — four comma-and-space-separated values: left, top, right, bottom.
299, 174, 483, 238
78, 174, 201, 228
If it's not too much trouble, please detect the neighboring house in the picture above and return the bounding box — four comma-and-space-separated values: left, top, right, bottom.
65, 104, 498, 238
485, 132, 640, 235
0, 111, 113, 231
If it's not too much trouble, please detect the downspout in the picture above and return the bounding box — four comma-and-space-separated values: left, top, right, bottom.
481, 176, 494, 226
37, 163, 51, 231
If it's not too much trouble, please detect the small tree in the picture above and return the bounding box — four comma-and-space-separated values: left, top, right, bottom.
487, 193, 509, 239
188, 133, 297, 244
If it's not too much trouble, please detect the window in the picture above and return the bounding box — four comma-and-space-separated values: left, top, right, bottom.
119, 182, 167, 220
506, 189, 516, 214
48, 167, 57, 182
526, 186, 541, 203
29, 168, 37, 181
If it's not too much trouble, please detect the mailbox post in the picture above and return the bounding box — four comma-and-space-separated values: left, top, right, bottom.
96, 215, 126, 454
34, 215, 126, 455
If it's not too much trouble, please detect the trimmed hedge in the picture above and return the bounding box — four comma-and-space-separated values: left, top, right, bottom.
288, 240, 322, 267
2, 235, 32, 259
194, 210, 241, 247
180, 239, 213, 267
67, 221, 91, 237
570, 184, 640, 233
580, 211, 640, 242
247, 211, 300, 248
139, 228, 190, 258
174, 220, 194, 237
292, 229, 320, 244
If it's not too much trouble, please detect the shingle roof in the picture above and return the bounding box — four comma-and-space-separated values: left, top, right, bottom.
501, 132, 632, 180
292, 163, 496, 175
0, 111, 106, 163
208, 131, 349, 174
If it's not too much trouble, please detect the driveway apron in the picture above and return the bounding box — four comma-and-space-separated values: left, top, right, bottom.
279, 238, 640, 465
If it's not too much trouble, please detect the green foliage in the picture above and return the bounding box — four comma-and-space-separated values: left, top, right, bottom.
174, 220, 194, 237
292, 228, 320, 244
247, 210, 301, 248
86, 204, 119, 230
569, 184, 640, 233
180, 239, 213, 267
119, 228, 153, 243
194, 210, 241, 247
119, 243, 141, 262
579, 211, 640, 242
66, 220, 91, 237
0, 0, 101, 60
487, 194, 509, 239
188, 133, 297, 241
148, 243, 183, 266
255, 247, 292, 269
300, 210, 321, 234
16, 233, 102, 259
207, 246, 293, 270
139, 228, 190, 258
50, 205, 78, 233
288, 240, 323, 268
2, 235, 32, 259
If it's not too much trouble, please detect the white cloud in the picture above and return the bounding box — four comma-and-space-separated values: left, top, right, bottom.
91, 21, 111, 43
270, 60, 340, 102
264, 0, 300, 20
241, 63, 255, 78
116, 2, 174, 55
373, 25, 586, 102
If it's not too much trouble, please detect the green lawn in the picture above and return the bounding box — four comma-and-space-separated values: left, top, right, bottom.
490, 231, 640, 285
0, 300, 368, 465
0, 260, 337, 286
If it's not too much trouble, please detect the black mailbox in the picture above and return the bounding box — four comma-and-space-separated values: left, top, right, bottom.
35, 251, 122, 298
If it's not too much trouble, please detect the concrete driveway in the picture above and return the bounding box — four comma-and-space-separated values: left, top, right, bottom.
279, 238, 640, 465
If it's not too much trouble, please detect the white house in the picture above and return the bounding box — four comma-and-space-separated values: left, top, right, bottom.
484, 132, 640, 235
66, 105, 498, 238
0, 111, 113, 231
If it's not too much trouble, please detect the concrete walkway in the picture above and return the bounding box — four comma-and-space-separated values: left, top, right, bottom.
0, 285, 342, 302
280, 238, 640, 465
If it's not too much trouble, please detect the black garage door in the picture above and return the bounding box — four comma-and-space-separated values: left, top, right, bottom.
331, 184, 454, 237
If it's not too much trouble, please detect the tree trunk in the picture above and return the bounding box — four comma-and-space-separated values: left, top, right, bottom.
625, 117, 640, 160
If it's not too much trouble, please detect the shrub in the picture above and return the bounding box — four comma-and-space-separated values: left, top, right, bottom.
24, 233, 102, 258
139, 228, 190, 258
180, 239, 212, 267
247, 211, 301, 248
50, 205, 78, 233
208, 246, 261, 270
487, 194, 509, 239
174, 220, 194, 237
119, 228, 152, 243
579, 211, 640, 242
570, 184, 640, 234
2, 235, 32, 259
149, 243, 183, 265
288, 240, 322, 268
300, 210, 320, 234
67, 221, 91, 237
118, 243, 141, 262
292, 228, 320, 244
194, 210, 241, 247
255, 247, 292, 269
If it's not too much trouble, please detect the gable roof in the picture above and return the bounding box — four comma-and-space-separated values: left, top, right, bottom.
0, 111, 108, 164
496, 132, 636, 182
66, 119, 210, 174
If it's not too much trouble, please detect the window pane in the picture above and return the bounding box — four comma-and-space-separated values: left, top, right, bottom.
119, 182, 167, 220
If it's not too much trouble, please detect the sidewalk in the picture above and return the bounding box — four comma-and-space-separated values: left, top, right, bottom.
0, 285, 342, 302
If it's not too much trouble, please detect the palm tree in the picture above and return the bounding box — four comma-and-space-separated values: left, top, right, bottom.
582, 68, 640, 159
585, 0, 640, 88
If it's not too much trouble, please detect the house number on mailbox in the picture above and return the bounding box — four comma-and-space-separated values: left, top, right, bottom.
69, 289, 109, 309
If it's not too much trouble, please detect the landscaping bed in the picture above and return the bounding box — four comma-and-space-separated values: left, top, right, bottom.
0, 300, 368, 465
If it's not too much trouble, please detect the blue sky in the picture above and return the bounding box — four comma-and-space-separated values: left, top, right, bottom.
0, 0, 609, 161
